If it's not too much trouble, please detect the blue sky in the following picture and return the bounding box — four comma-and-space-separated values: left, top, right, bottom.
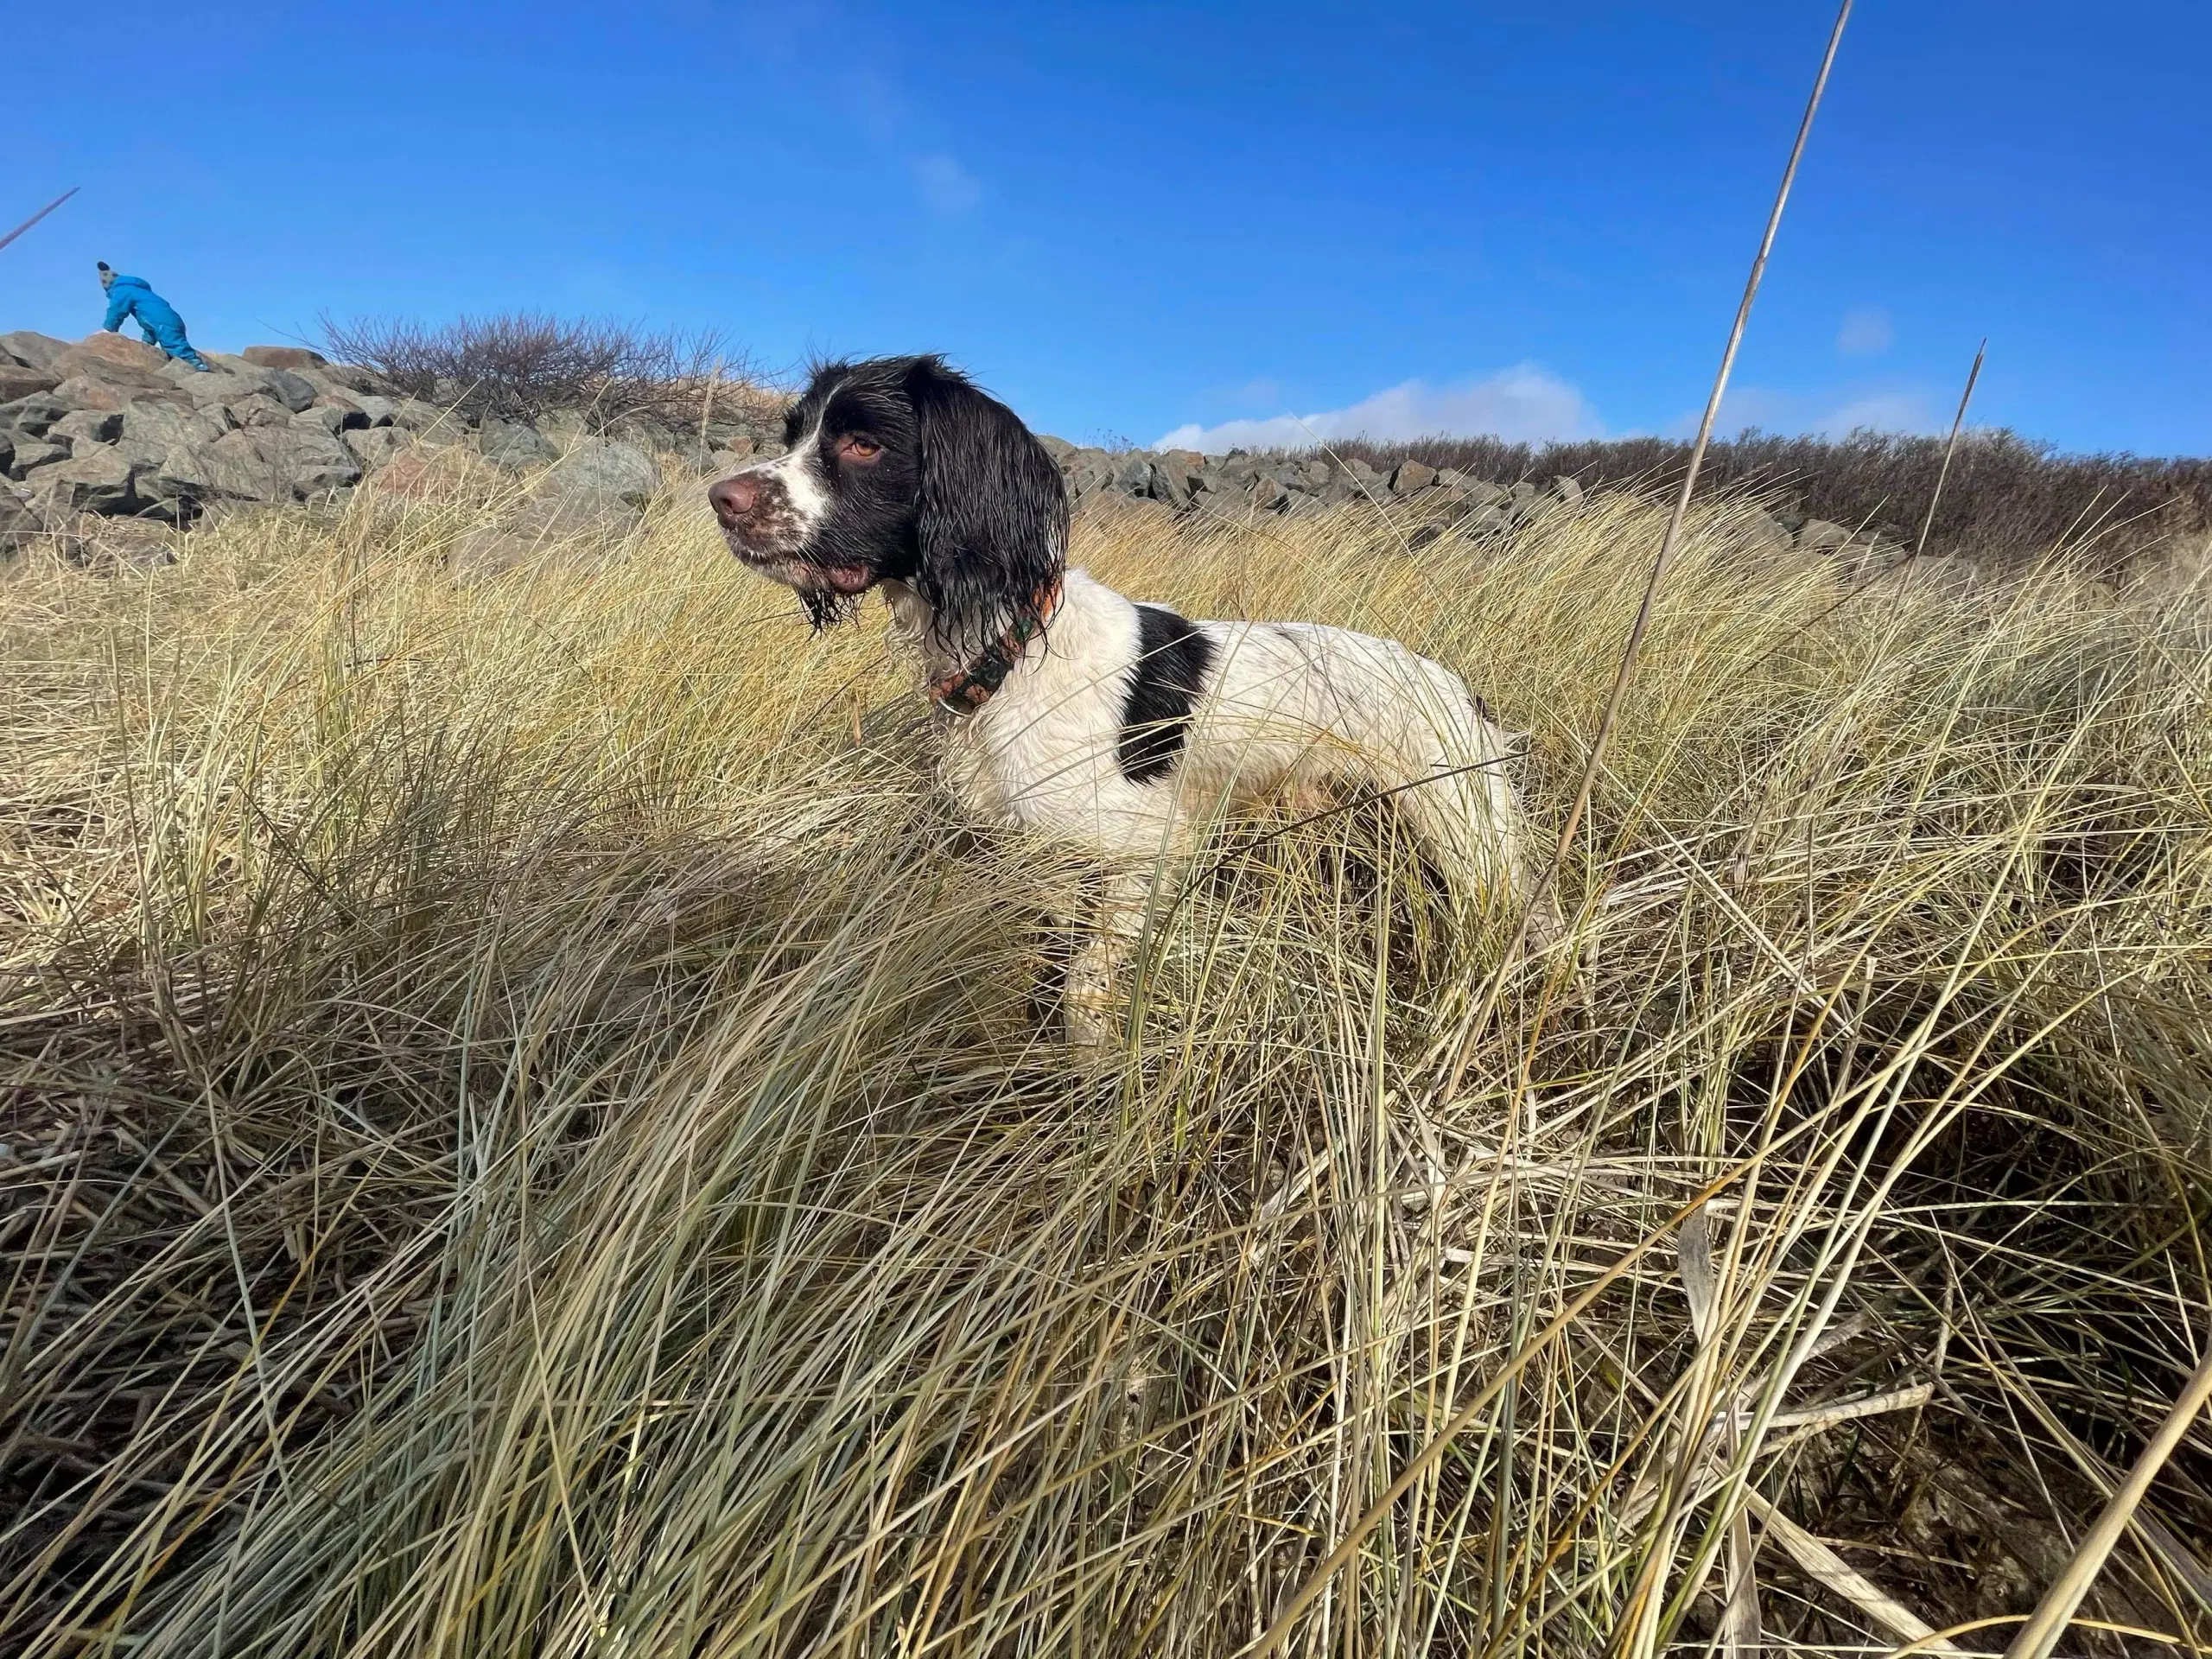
7, 2, 2205, 455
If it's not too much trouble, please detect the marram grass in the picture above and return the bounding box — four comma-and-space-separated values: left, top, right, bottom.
3, 471, 2209, 1657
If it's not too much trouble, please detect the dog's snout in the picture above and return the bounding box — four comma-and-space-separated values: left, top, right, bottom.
709, 474, 762, 526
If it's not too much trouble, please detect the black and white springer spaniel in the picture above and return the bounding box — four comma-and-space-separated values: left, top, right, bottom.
709, 355, 1544, 1047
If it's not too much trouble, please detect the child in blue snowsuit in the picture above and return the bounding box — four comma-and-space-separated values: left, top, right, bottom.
96, 261, 211, 371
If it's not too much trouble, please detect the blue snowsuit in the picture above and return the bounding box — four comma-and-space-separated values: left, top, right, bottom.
100, 274, 209, 370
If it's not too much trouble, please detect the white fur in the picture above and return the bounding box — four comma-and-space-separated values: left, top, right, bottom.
881, 569, 1537, 1044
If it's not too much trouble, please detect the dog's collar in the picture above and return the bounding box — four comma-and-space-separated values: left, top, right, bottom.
929, 584, 1062, 716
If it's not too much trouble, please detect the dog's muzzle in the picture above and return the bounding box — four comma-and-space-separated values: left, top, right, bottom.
707, 470, 873, 595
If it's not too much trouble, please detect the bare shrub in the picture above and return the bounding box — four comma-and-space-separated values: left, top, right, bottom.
321, 311, 759, 430
1307, 427, 2212, 570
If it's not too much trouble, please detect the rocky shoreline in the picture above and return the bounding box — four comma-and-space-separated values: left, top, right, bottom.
3, 329, 1886, 567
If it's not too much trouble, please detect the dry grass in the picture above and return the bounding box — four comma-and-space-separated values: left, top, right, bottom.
3, 473, 2209, 1656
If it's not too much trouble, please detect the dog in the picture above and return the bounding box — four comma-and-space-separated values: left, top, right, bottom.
709, 355, 1544, 1046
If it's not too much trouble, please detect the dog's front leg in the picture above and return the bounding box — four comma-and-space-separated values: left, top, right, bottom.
1063, 864, 1158, 1053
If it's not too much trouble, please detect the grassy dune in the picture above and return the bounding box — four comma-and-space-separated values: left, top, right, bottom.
3, 467, 2209, 1656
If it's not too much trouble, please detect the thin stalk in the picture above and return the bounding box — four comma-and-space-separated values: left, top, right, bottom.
0, 187, 79, 255
1891, 337, 1987, 605
2002, 1344, 2212, 1659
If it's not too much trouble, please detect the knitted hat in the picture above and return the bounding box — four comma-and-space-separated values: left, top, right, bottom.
97, 260, 115, 288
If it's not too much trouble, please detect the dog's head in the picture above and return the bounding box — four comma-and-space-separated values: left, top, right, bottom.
709, 355, 1066, 639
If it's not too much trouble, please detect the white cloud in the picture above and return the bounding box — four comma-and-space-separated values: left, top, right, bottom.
912, 153, 982, 216
1836, 308, 1895, 356
1155, 364, 1599, 453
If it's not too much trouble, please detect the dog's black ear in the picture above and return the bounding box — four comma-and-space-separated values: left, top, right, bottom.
907, 357, 1066, 647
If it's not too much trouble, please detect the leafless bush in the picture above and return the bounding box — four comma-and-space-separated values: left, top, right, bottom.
1308, 427, 2212, 569
321, 311, 760, 430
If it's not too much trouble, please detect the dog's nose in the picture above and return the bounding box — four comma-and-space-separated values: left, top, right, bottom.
709, 474, 760, 525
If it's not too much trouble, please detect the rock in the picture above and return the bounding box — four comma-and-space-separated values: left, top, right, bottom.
1465, 479, 1510, 508
0, 365, 60, 403
51, 408, 125, 448
354, 395, 397, 428
23, 446, 137, 515
1298, 459, 1332, 491
369, 443, 504, 504
1150, 451, 1198, 509
1036, 434, 1075, 463
478, 418, 556, 470
200, 429, 288, 501
1250, 474, 1288, 512
264, 369, 319, 414
3, 392, 69, 435
1111, 454, 1152, 495
1735, 509, 1793, 556
172, 368, 250, 411
7, 437, 69, 476
1, 487, 43, 555
227, 393, 295, 429
389, 397, 459, 436
251, 425, 364, 496
138, 442, 224, 508
1796, 518, 1852, 551
295, 406, 351, 440
242, 345, 328, 371
307, 390, 371, 431
49, 376, 137, 415
1389, 460, 1436, 494
346, 427, 413, 470
1553, 474, 1586, 507
53, 333, 173, 384
0, 331, 71, 372
543, 438, 658, 506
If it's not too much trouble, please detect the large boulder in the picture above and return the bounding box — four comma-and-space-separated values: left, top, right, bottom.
121, 400, 230, 455
5, 391, 73, 434
242, 345, 328, 371
543, 438, 658, 507
23, 446, 137, 515
1150, 451, 1198, 509
0, 365, 60, 403
264, 368, 318, 413
138, 445, 223, 510
226, 392, 295, 429
0, 331, 71, 372
198, 429, 288, 502
50, 408, 125, 448
478, 417, 556, 470
53, 333, 172, 384
1390, 460, 1437, 494
6, 436, 70, 476
1, 487, 42, 555
345, 426, 413, 471
245, 424, 364, 496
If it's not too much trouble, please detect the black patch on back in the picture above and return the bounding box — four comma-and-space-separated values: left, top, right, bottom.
1119, 606, 1215, 785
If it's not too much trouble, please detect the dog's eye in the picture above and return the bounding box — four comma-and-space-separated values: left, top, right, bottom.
836, 434, 882, 462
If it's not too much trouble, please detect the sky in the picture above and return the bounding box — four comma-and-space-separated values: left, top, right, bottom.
6, 2, 2205, 456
